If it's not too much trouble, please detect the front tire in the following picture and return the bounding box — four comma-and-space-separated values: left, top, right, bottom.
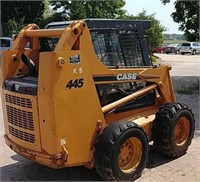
94, 121, 148, 181
152, 103, 195, 157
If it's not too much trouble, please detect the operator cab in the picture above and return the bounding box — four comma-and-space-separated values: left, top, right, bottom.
45, 19, 155, 110
3, 19, 152, 98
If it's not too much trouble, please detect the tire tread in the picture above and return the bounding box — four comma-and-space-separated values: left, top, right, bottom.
152, 102, 195, 157
95, 121, 146, 180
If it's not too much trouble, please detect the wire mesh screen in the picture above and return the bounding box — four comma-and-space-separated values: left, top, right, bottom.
91, 30, 124, 67
91, 29, 144, 67
119, 30, 143, 66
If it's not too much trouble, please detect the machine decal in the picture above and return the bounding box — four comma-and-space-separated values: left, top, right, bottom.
93, 74, 138, 82
66, 78, 84, 89
70, 54, 80, 64
73, 68, 83, 74
116, 73, 137, 81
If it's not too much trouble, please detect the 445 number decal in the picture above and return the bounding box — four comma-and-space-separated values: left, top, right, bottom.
66, 78, 84, 89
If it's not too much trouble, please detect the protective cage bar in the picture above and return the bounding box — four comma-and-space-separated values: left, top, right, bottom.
44, 19, 152, 66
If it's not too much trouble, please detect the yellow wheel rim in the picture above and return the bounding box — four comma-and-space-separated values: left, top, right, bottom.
118, 137, 142, 173
174, 116, 190, 146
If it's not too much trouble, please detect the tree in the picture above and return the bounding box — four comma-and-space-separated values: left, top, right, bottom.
84, 0, 126, 18
161, 0, 199, 41
50, 0, 126, 20
1, 1, 46, 36
126, 11, 166, 50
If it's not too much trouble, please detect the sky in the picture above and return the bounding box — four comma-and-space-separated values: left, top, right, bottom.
123, 0, 183, 34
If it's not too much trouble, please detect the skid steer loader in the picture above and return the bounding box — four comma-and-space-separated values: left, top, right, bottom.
1, 19, 195, 181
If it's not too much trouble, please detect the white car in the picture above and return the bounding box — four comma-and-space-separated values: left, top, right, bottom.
180, 42, 200, 55
0, 37, 13, 59
0, 37, 12, 51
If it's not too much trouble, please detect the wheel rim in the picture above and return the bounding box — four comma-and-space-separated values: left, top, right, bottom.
174, 116, 190, 146
118, 137, 142, 173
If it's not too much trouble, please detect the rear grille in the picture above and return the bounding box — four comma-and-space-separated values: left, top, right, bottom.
6, 105, 34, 131
5, 94, 32, 108
4, 92, 40, 149
9, 126, 35, 143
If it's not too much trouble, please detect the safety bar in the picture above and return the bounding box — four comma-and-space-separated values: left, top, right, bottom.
24, 29, 64, 37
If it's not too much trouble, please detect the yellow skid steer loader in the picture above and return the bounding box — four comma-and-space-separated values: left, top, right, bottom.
1, 19, 195, 181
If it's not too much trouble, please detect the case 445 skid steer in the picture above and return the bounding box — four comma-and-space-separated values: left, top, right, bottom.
1, 19, 195, 181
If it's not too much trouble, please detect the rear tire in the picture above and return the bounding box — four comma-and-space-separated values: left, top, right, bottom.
192, 50, 196, 55
181, 52, 185, 55
94, 121, 148, 181
152, 103, 195, 157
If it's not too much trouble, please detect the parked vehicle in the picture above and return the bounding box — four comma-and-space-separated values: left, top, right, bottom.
153, 44, 167, 53
175, 44, 182, 54
165, 44, 181, 54
180, 42, 200, 55
0, 37, 12, 58
0, 37, 12, 51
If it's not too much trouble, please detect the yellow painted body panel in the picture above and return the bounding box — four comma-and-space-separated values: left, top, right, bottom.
1, 20, 176, 168
38, 51, 106, 165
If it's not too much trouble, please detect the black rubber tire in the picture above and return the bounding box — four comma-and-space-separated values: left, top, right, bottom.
94, 121, 148, 181
175, 50, 179, 54
181, 53, 185, 55
152, 102, 195, 157
192, 50, 196, 55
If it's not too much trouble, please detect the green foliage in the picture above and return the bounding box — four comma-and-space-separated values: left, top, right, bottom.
50, 1, 84, 20
161, 0, 199, 41
164, 34, 185, 41
1, 0, 166, 50
1, 1, 46, 36
3, 19, 25, 36
163, 40, 185, 44
125, 11, 166, 49
85, 0, 126, 18
39, 13, 67, 28
50, 0, 126, 20
69, 1, 87, 20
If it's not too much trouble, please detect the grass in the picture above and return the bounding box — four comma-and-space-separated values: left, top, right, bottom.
164, 40, 187, 44
176, 79, 199, 95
